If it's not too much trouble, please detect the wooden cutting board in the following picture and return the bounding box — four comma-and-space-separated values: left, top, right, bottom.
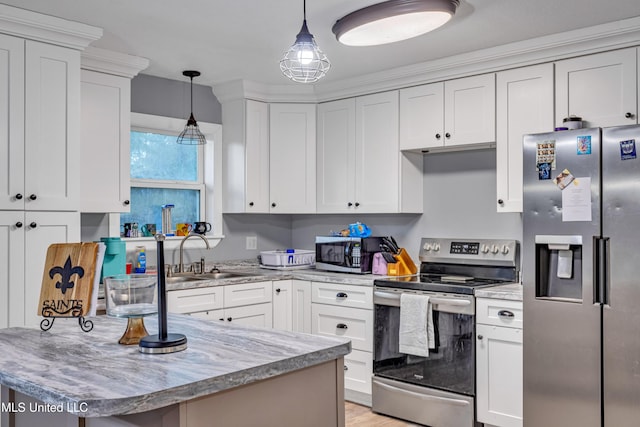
38, 242, 99, 318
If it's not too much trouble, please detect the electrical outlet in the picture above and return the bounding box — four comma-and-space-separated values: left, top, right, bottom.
246, 236, 257, 250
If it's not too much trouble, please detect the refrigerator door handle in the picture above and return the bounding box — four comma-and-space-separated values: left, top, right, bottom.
593, 236, 610, 305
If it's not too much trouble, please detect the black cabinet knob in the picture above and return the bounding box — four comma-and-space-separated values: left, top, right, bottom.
435, 133, 441, 139
249, 202, 254, 207
445, 133, 451, 139
15, 193, 23, 200
498, 199, 504, 205
29, 194, 37, 201
354, 202, 360, 207
15, 222, 23, 228
275, 288, 281, 294
29, 222, 37, 228
123, 199, 130, 205
625, 112, 634, 119
336, 323, 348, 330
344, 365, 349, 371
227, 317, 232, 322
347, 202, 353, 207
478, 335, 484, 340
271, 202, 276, 208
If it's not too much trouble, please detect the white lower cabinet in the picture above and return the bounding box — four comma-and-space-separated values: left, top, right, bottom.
311, 281, 373, 405
168, 281, 273, 329
476, 298, 523, 427
273, 279, 312, 333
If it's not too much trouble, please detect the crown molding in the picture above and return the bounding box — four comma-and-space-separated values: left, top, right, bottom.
81, 46, 150, 78
213, 15, 640, 104
0, 4, 102, 50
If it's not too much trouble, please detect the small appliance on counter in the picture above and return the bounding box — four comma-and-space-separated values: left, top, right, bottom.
315, 235, 384, 274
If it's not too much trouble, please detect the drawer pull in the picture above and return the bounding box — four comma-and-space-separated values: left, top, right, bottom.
336, 292, 348, 299
498, 310, 515, 318
336, 323, 348, 330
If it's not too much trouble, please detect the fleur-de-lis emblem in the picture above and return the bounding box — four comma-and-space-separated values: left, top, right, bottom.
49, 256, 84, 294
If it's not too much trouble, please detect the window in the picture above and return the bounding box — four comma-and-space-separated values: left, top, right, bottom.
121, 113, 222, 239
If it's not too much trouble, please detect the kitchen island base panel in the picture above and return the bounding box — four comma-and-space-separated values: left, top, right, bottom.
1, 359, 345, 427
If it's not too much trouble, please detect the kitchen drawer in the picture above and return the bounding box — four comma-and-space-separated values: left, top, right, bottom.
311, 282, 373, 310
311, 303, 373, 352
190, 308, 224, 321
344, 349, 373, 395
167, 287, 224, 314
476, 298, 523, 329
224, 281, 273, 308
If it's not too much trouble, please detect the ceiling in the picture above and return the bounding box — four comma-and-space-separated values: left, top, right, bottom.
4, 0, 640, 88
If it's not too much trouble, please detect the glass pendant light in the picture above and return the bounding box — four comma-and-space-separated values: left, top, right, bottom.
280, 0, 330, 83
177, 70, 207, 145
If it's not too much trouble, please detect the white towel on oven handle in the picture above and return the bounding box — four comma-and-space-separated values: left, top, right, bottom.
399, 293, 435, 357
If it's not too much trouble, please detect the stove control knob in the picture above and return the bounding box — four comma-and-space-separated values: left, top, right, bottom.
501, 245, 510, 255
433, 243, 440, 252
491, 245, 499, 254
423, 243, 432, 251
481, 245, 490, 254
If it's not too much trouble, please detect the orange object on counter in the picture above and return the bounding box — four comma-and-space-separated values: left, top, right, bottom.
387, 248, 417, 276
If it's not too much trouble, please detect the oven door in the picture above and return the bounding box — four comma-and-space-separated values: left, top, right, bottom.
373, 287, 476, 396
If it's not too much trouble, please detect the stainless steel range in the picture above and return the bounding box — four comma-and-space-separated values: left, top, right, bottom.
372, 237, 520, 427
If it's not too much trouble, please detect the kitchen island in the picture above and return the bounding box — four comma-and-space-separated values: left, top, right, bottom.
0, 314, 350, 427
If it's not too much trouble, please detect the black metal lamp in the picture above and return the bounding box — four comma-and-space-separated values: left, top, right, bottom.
176, 70, 207, 145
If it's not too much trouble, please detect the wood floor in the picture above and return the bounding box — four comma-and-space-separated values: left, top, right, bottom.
345, 401, 421, 427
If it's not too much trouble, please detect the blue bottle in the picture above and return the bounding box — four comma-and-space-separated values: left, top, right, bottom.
135, 246, 146, 273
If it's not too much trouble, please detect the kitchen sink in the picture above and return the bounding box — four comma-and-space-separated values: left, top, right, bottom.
165, 271, 260, 284
165, 276, 206, 284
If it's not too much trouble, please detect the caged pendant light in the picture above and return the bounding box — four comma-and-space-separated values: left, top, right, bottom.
176, 70, 207, 145
279, 0, 330, 83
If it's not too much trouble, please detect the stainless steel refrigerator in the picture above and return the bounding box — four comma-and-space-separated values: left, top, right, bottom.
523, 124, 640, 427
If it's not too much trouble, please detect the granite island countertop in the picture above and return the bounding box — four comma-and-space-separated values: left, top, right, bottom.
0, 314, 350, 417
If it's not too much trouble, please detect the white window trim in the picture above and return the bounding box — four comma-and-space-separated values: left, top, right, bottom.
114, 112, 224, 251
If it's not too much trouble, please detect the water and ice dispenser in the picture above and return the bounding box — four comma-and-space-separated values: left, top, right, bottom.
535, 235, 583, 301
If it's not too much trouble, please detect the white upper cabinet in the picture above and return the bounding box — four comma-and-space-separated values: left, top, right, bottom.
269, 103, 316, 213
555, 48, 637, 128
317, 91, 422, 214
400, 73, 496, 151
222, 99, 270, 213
80, 70, 132, 213
0, 37, 80, 211
496, 64, 554, 213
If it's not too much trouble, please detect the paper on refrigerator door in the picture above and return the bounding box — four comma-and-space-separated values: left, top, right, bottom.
562, 177, 592, 222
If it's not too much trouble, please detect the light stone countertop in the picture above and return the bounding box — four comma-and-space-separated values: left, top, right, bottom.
0, 314, 350, 417
475, 282, 523, 301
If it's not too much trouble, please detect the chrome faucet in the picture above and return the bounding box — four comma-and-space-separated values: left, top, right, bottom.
178, 234, 210, 273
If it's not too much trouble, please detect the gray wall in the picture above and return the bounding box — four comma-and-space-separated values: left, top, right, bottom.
131, 74, 222, 124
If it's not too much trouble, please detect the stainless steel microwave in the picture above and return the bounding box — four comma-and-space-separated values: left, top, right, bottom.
315, 236, 383, 274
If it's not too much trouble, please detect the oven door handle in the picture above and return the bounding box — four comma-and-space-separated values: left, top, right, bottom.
374, 291, 471, 307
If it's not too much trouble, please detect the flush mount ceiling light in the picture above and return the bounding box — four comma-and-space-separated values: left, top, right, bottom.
280, 0, 330, 83
177, 70, 207, 145
332, 0, 459, 47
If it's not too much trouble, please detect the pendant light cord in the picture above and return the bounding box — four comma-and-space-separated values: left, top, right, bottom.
190, 76, 194, 115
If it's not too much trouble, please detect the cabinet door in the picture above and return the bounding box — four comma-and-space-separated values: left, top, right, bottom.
224, 281, 272, 308
23, 212, 80, 328
476, 323, 523, 427
269, 103, 316, 213
24, 41, 80, 211
496, 64, 554, 213
344, 349, 373, 395
292, 280, 312, 333
272, 280, 293, 331
355, 91, 400, 212
316, 99, 356, 213
0, 34, 25, 211
399, 83, 444, 150
0, 212, 25, 328
555, 48, 637, 128
311, 304, 373, 352
80, 70, 131, 213
444, 74, 496, 146
224, 303, 273, 328
245, 100, 270, 212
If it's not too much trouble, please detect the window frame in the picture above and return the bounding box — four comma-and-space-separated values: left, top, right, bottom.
123, 112, 224, 249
